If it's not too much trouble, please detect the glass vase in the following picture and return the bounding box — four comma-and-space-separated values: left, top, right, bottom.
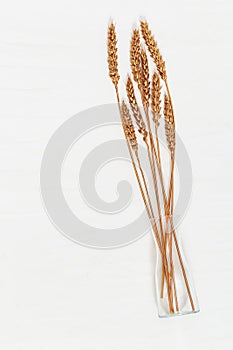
151, 215, 200, 317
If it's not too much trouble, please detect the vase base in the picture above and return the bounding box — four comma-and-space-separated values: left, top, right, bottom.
158, 309, 200, 318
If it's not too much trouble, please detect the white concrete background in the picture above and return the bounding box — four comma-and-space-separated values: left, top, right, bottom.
0, 0, 233, 349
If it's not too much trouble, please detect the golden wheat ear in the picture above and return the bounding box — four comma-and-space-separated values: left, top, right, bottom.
107, 22, 120, 88
140, 47, 150, 109
140, 21, 167, 81
121, 100, 138, 152
164, 94, 175, 154
126, 76, 148, 139
151, 72, 162, 125
130, 29, 141, 89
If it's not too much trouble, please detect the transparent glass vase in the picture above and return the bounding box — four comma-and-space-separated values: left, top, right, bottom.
151, 216, 199, 318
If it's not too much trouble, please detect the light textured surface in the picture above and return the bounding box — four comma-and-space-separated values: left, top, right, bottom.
0, 0, 233, 349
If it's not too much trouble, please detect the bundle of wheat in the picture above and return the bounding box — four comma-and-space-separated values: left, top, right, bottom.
107, 20, 198, 317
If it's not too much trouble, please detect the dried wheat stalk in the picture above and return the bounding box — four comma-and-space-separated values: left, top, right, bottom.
121, 100, 138, 152
150, 72, 168, 216
161, 94, 176, 299
140, 20, 176, 133
122, 99, 157, 221
140, 48, 150, 108
140, 20, 175, 208
130, 29, 141, 89
125, 76, 166, 230
126, 76, 147, 140
164, 94, 175, 155
107, 22, 164, 257
139, 48, 168, 281
151, 72, 162, 125
126, 30, 173, 310
140, 21, 167, 81
132, 31, 169, 288
107, 22, 120, 89
127, 64, 165, 222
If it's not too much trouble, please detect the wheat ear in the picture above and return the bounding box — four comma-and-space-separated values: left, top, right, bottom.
164, 94, 175, 155
121, 101, 138, 152
108, 22, 120, 89
151, 72, 162, 125
140, 48, 150, 108
126, 76, 147, 139
140, 21, 167, 81
130, 29, 141, 89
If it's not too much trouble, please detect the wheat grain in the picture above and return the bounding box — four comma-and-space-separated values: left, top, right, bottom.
108, 22, 120, 88
140, 21, 167, 81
